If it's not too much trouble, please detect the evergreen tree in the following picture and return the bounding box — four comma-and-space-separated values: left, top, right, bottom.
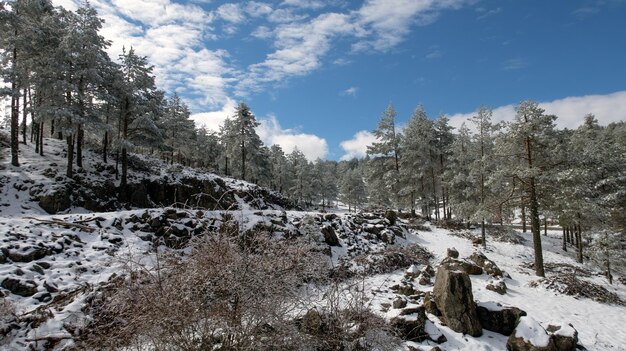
221, 102, 263, 181
366, 103, 401, 208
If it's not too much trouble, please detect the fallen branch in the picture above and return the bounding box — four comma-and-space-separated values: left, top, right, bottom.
24, 217, 96, 233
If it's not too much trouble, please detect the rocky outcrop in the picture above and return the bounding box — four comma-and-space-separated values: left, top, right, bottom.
507, 316, 555, 351
2, 278, 38, 297
476, 302, 526, 336
433, 263, 482, 336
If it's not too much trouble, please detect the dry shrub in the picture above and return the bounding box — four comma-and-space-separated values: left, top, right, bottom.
529, 274, 624, 306
81, 228, 329, 350
487, 225, 525, 244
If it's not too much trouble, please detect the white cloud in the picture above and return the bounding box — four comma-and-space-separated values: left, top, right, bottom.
341, 86, 358, 96
257, 115, 328, 160
282, 0, 327, 9
447, 90, 626, 131
217, 3, 246, 23
246, 2, 273, 17
339, 130, 377, 160
190, 98, 237, 133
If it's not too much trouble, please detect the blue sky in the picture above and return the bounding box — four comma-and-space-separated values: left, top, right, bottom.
53, 0, 626, 160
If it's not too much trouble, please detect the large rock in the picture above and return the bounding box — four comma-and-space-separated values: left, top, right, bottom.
321, 225, 341, 247
507, 316, 555, 351
476, 302, 526, 336
1, 278, 38, 297
440, 257, 483, 275
469, 252, 503, 277
38, 187, 71, 214
546, 323, 579, 351
433, 264, 482, 336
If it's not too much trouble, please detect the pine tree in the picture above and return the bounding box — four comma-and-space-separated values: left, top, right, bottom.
221, 102, 263, 181
366, 103, 401, 208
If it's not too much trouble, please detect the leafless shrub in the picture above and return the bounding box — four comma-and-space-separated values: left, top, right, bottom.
0, 298, 16, 343
529, 274, 624, 306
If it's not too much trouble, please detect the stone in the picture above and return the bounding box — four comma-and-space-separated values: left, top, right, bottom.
440, 257, 483, 275
1, 278, 38, 297
507, 316, 555, 351
486, 279, 508, 295
393, 297, 407, 309
321, 225, 341, 247
390, 306, 427, 341
418, 273, 431, 286
6, 246, 50, 263
447, 247, 459, 259
469, 252, 503, 277
433, 264, 482, 336
301, 308, 323, 335
384, 210, 397, 225
476, 302, 526, 336
423, 292, 441, 316
38, 188, 71, 214
546, 323, 579, 351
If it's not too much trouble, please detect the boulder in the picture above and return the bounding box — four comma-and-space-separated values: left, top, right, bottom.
469, 252, 503, 277
486, 279, 508, 295
440, 256, 483, 275
321, 225, 341, 247
476, 302, 526, 336
433, 264, 482, 336
546, 323, 579, 351
423, 292, 441, 316
38, 188, 71, 214
507, 316, 555, 351
447, 247, 459, 259
393, 297, 407, 309
1, 278, 38, 297
5, 247, 50, 263
390, 306, 427, 341
384, 210, 397, 225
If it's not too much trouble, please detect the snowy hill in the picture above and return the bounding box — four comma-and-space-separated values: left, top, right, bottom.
1, 136, 626, 351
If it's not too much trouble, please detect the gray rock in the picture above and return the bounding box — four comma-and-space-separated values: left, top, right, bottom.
321, 225, 341, 247
546, 323, 579, 351
507, 316, 555, 351
447, 247, 459, 259
390, 306, 427, 341
393, 297, 408, 309
433, 264, 482, 336
469, 252, 503, 277
486, 279, 508, 295
476, 302, 526, 335
1, 278, 38, 297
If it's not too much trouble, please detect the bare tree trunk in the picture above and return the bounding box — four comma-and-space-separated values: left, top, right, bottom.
22, 87, 27, 144
544, 217, 548, 236
526, 136, 544, 277
576, 222, 583, 264
562, 227, 567, 252
66, 134, 74, 178
521, 204, 527, 233
76, 123, 83, 168
39, 121, 44, 156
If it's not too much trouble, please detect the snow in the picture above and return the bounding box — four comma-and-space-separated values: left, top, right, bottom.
515, 316, 552, 346
2, 135, 626, 350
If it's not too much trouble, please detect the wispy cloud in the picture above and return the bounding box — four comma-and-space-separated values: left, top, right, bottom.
425, 45, 443, 59
341, 86, 359, 97
502, 57, 528, 71
447, 90, 626, 131
475, 7, 502, 20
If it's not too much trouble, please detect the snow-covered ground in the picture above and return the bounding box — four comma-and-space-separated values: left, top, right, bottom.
2, 136, 626, 350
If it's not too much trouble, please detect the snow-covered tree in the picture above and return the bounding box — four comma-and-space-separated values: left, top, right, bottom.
220, 102, 263, 181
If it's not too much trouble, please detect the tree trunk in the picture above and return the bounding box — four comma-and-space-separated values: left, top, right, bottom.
562, 227, 567, 252
544, 217, 548, 236
481, 219, 486, 249
10, 40, 19, 167
22, 87, 27, 144
76, 124, 83, 168
526, 136, 544, 277
120, 97, 130, 191
103, 131, 108, 163
66, 134, 74, 178
606, 254, 612, 284
576, 223, 583, 264
51, 119, 54, 137
521, 204, 527, 233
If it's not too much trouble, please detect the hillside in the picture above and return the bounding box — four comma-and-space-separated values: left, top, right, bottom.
1, 137, 626, 351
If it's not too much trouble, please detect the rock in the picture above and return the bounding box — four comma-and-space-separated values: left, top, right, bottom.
390, 283, 416, 296
301, 308, 323, 335
1, 278, 38, 297
390, 306, 427, 341
447, 247, 459, 259
384, 210, 397, 225
433, 264, 482, 336
476, 302, 526, 336
546, 323, 578, 351
418, 273, 431, 286
6, 246, 50, 263
38, 188, 71, 214
440, 257, 483, 275
424, 320, 447, 344
507, 316, 555, 351
393, 297, 407, 309
469, 252, 503, 277
423, 292, 441, 316
321, 225, 341, 247
486, 279, 508, 295
0, 250, 5, 264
